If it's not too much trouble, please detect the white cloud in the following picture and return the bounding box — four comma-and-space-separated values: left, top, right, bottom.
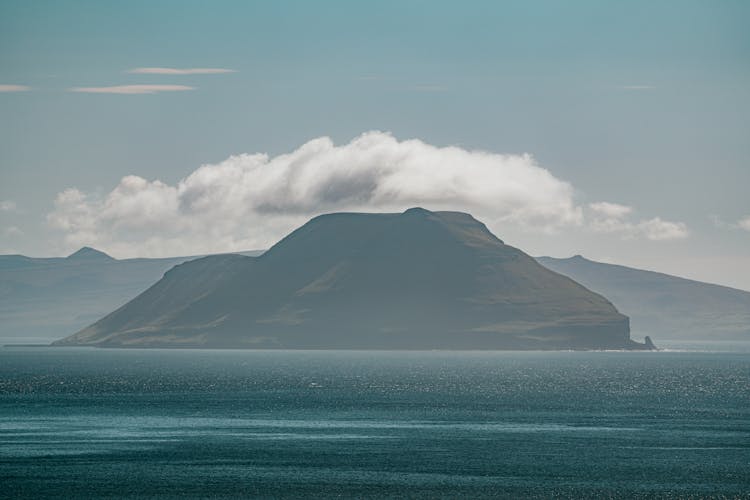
69, 85, 194, 94
589, 202, 633, 219
46, 132, 687, 257
637, 218, 690, 240
0, 85, 30, 92
588, 201, 688, 241
128, 67, 236, 75
47, 132, 586, 257
710, 214, 750, 232
0, 200, 17, 212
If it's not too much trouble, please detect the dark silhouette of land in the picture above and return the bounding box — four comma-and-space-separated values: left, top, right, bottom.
56, 208, 650, 350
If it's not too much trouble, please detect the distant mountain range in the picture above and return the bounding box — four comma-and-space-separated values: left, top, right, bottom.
0, 247, 261, 341
55, 208, 648, 350
537, 255, 750, 340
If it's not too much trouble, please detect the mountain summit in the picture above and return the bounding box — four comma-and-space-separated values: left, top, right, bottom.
56, 209, 650, 350
66, 247, 114, 261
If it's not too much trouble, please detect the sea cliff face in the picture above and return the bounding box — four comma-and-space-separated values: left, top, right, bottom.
55, 208, 651, 350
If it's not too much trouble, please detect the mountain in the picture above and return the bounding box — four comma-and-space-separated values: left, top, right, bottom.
536, 255, 750, 340
66, 246, 115, 261
56, 208, 651, 350
0, 248, 262, 342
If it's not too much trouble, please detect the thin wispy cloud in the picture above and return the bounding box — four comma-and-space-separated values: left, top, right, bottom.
69, 85, 194, 94
128, 67, 236, 75
0, 85, 30, 92
589, 202, 688, 241
588, 202, 633, 219
710, 214, 750, 232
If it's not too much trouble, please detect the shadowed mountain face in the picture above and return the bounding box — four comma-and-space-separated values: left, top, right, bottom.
57, 209, 648, 350
537, 255, 750, 340
0, 248, 262, 341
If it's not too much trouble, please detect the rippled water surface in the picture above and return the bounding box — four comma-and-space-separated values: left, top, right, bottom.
1, 346, 749, 498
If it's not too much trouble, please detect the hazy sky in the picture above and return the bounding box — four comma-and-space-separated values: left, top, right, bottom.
1, 0, 749, 289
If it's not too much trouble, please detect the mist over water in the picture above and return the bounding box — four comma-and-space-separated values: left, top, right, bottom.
2, 345, 749, 498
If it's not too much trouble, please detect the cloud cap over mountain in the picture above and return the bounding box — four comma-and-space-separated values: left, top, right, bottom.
47, 132, 687, 258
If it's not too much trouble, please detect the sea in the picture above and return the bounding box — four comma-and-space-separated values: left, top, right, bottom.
1, 340, 749, 499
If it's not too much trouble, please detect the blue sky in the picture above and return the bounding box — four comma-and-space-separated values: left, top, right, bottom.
1, 0, 749, 289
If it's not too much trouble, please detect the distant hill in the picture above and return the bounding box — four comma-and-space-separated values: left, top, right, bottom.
536, 255, 750, 340
0, 247, 262, 341
56, 208, 650, 350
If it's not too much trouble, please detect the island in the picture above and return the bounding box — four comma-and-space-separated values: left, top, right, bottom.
55, 208, 654, 350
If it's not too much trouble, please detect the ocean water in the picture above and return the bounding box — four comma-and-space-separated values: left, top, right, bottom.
1, 345, 749, 499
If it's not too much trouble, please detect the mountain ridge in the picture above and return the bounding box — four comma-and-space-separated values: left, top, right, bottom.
536, 254, 750, 340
